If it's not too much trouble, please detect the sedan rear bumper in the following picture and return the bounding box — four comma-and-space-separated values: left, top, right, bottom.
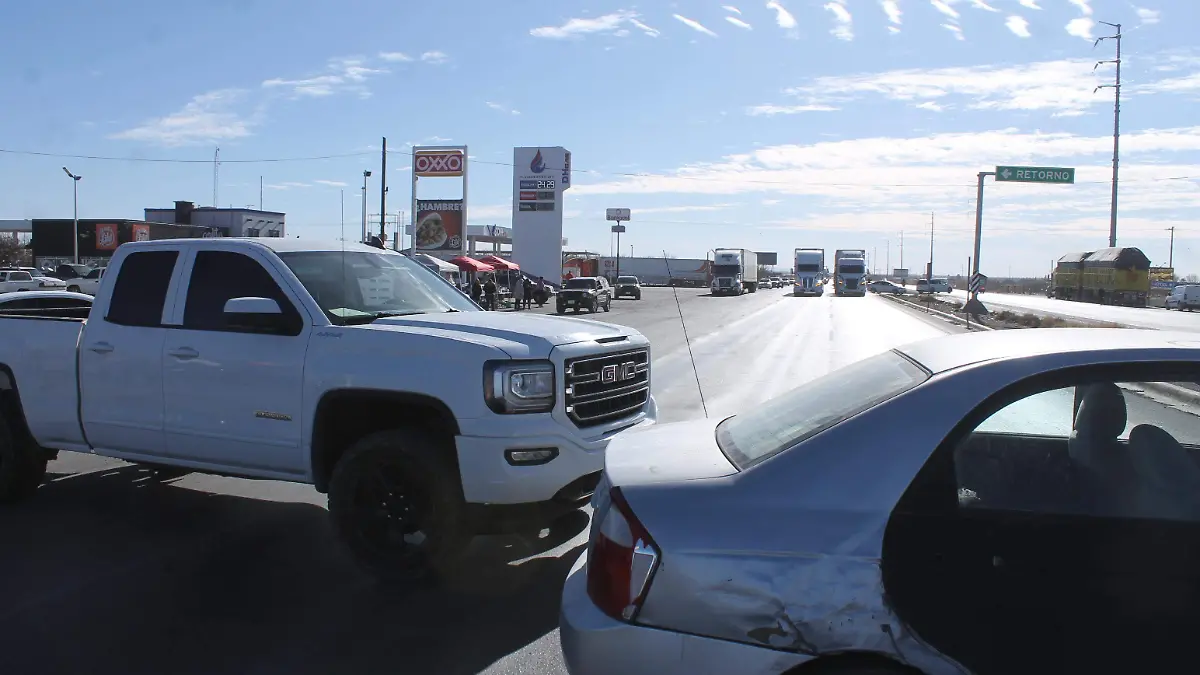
559, 551, 809, 675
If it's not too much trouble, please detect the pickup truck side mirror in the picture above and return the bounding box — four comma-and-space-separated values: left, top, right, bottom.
223, 296, 289, 333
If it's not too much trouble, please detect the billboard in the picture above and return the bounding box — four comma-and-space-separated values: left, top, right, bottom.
96, 223, 119, 251
512, 146, 571, 282
413, 200, 464, 252
132, 224, 150, 242
413, 150, 465, 177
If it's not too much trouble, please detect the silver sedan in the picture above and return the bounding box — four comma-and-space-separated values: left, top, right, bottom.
560, 328, 1200, 675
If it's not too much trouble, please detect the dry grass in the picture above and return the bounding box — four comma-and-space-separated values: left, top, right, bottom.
889, 294, 1120, 330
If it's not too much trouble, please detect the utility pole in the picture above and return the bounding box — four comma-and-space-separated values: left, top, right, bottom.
361, 170, 372, 243
928, 212, 935, 281
900, 230, 904, 270
886, 240, 890, 277
1094, 22, 1122, 247
213, 148, 220, 207
379, 137, 388, 239
259, 176, 263, 211
1167, 226, 1176, 268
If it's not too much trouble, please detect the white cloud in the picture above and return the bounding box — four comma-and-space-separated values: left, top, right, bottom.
746, 103, 841, 116
420, 51, 448, 64
825, 1, 854, 41
930, 0, 959, 20
1065, 17, 1094, 40
764, 59, 1117, 115
632, 204, 739, 214
968, 0, 999, 11
530, 10, 637, 39
630, 18, 661, 36
110, 89, 256, 147
674, 14, 719, 37
312, 180, 349, 187
916, 101, 944, 111
1005, 15, 1031, 37
766, 1, 798, 29
377, 52, 412, 62
726, 16, 753, 29
1019, 0, 1040, 8
485, 101, 521, 115
1067, 0, 1092, 16
942, 23, 965, 40
1137, 72, 1200, 95
265, 181, 310, 191
881, 0, 902, 27
723, 5, 742, 14
1136, 7, 1161, 25
262, 57, 386, 98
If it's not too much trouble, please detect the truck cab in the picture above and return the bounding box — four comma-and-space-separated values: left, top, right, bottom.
0, 238, 657, 583
793, 248, 825, 297
834, 250, 867, 297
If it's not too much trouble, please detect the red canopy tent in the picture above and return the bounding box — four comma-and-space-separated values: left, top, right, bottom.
478, 255, 519, 271
448, 256, 494, 272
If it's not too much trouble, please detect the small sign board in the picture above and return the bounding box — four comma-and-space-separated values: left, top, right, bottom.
969, 272, 988, 293
995, 166, 1075, 184
611, 225, 626, 233
606, 208, 631, 221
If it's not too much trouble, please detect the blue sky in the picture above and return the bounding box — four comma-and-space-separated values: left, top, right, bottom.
1, 0, 1197, 277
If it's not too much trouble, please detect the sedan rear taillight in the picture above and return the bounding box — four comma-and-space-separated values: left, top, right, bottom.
586, 487, 660, 622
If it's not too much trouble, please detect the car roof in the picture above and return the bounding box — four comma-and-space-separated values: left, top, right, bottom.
121, 237, 389, 255
898, 328, 1200, 375
0, 290, 93, 302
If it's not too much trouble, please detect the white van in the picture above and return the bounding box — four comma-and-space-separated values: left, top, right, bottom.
1165, 284, 1200, 311
915, 278, 952, 294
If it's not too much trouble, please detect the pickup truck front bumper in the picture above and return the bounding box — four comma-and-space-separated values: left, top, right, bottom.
455, 395, 657, 515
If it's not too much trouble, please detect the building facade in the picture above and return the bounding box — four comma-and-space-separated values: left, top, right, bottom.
30, 219, 215, 269
145, 201, 285, 238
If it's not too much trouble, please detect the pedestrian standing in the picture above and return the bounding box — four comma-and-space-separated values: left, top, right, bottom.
512, 275, 525, 310
523, 277, 534, 309
470, 277, 483, 306
483, 275, 497, 311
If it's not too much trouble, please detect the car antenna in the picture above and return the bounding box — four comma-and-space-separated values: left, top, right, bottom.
662, 251, 708, 419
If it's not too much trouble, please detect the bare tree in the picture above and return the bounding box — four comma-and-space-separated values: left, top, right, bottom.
0, 236, 28, 267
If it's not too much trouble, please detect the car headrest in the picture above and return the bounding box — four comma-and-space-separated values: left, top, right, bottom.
1072, 383, 1127, 441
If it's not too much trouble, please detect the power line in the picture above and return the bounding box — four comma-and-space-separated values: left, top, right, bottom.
0, 148, 374, 164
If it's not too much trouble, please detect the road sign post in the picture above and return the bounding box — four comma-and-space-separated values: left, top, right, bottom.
606, 208, 631, 278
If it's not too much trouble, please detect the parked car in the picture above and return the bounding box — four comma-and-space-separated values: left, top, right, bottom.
66, 267, 105, 295
51, 263, 93, 281
869, 280, 906, 294
557, 277, 612, 314
0, 269, 38, 293
15, 268, 67, 290
1165, 284, 1200, 311
0, 290, 93, 312
561, 328, 1200, 675
915, 278, 952, 294
614, 276, 642, 300
0, 238, 657, 584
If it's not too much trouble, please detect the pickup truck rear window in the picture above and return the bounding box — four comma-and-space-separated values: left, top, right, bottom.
105, 251, 179, 327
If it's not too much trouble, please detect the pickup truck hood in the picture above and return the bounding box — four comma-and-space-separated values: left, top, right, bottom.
367, 311, 630, 356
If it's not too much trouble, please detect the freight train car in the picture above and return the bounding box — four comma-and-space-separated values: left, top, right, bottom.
1052, 247, 1151, 307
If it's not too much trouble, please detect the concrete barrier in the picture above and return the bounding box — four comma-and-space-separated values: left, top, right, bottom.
882, 294, 995, 331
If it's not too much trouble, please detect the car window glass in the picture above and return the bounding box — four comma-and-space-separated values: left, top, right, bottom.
956, 378, 1200, 521
0, 298, 39, 309
105, 251, 179, 327
183, 251, 300, 333
10, 272, 31, 281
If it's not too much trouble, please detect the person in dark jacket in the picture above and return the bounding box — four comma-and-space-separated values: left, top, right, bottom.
522, 277, 534, 309
470, 277, 483, 306
482, 275, 497, 311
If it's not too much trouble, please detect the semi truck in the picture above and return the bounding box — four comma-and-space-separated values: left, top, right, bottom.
793, 248, 825, 296
599, 256, 710, 287
834, 249, 867, 296
710, 248, 758, 296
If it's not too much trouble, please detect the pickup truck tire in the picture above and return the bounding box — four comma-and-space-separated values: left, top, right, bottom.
66, 285, 81, 293
327, 428, 468, 584
0, 412, 47, 504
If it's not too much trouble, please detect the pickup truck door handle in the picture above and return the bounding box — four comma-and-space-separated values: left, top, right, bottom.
167, 347, 200, 360
88, 342, 114, 354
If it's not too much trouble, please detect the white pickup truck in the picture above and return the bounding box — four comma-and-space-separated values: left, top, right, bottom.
0, 238, 656, 582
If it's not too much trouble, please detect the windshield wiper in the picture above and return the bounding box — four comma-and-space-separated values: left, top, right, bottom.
340, 310, 427, 325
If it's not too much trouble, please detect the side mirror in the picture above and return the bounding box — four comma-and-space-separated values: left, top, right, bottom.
223, 296, 289, 333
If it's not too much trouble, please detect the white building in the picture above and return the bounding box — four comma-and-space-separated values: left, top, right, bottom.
145, 201, 285, 238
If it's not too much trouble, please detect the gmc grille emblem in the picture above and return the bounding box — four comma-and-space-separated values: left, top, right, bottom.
601, 362, 638, 384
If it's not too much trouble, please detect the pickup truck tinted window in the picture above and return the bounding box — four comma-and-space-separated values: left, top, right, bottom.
184, 251, 302, 334
105, 250, 179, 327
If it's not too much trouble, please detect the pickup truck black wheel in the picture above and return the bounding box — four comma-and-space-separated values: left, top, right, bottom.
556, 304, 565, 314
587, 300, 597, 313
67, 285, 81, 293
603, 298, 611, 312
328, 428, 468, 585
0, 411, 47, 504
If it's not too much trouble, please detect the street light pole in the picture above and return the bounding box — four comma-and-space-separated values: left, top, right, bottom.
62, 167, 81, 264
361, 170, 372, 243
1167, 226, 1176, 268
1095, 22, 1122, 248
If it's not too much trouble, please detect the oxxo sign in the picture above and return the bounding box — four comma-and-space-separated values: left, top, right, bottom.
414, 150, 465, 177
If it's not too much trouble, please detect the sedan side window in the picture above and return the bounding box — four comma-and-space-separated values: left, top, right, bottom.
956, 378, 1200, 522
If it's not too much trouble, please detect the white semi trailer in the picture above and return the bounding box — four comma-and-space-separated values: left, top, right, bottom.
710, 248, 758, 296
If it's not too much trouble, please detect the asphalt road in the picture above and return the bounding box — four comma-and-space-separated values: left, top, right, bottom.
0, 288, 1030, 675
940, 288, 1200, 332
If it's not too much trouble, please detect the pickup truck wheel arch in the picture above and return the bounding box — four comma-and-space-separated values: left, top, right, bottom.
327, 428, 469, 583
310, 390, 461, 494
0, 393, 48, 504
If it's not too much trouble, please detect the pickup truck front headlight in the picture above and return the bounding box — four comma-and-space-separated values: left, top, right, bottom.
485, 361, 556, 414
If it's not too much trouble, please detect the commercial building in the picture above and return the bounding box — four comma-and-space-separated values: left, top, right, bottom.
29, 219, 213, 269
145, 201, 285, 238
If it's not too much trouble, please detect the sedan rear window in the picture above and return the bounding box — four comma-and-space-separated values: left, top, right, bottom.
716, 350, 929, 469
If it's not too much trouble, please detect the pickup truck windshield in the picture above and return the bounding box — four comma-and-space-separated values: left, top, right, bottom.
278, 251, 478, 324
716, 350, 929, 469
565, 279, 597, 289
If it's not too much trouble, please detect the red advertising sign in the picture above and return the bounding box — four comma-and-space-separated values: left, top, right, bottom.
414, 150, 465, 177
519, 191, 536, 200
413, 200, 464, 252
132, 224, 150, 242
96, 223, 118, 251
